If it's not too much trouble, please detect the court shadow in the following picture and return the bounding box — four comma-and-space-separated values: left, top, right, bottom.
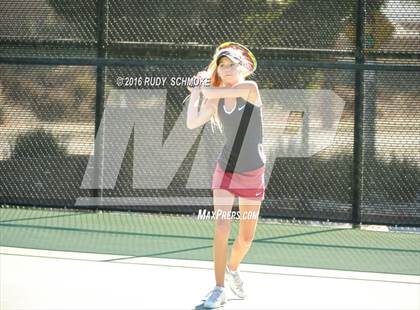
194, 292, 243, 309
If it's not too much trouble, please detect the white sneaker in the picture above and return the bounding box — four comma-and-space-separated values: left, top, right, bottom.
203, 286, 226, 308
225, 266, 247, 299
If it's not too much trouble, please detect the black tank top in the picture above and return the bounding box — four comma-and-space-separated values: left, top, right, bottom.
217, 97, 266, 173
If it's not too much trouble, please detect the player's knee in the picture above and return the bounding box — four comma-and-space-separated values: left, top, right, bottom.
215, 219, 231, 238
238, 234, 254, 248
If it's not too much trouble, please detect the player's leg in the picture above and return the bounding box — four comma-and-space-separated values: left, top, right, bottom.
204, 189, 235, 308
224, 197, 261, 299
228, 197, 261, 271
212, 188, 235, 287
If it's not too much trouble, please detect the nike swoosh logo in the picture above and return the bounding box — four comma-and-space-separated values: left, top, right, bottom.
238, 105, 245, 111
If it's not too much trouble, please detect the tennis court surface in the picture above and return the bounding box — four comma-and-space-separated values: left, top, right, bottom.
1, 206, 419, 310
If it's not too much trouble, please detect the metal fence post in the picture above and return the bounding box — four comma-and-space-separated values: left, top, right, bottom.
352, 0, 366, 228
93, 0, 107, 204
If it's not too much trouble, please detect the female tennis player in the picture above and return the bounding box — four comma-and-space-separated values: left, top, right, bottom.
186, 42, 266, 308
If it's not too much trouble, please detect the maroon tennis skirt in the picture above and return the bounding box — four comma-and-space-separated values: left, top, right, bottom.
211, 162, 266, 201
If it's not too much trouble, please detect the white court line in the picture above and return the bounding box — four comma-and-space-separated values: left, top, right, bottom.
1, 246, 418, 284
1, 246, 419, 310
0, 246, 127, 262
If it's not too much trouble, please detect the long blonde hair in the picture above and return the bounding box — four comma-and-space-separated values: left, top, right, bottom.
207, 59, 223, 134
182, 59, 223, 134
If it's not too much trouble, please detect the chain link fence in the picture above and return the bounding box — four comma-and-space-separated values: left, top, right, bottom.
0, 0, 419, 225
